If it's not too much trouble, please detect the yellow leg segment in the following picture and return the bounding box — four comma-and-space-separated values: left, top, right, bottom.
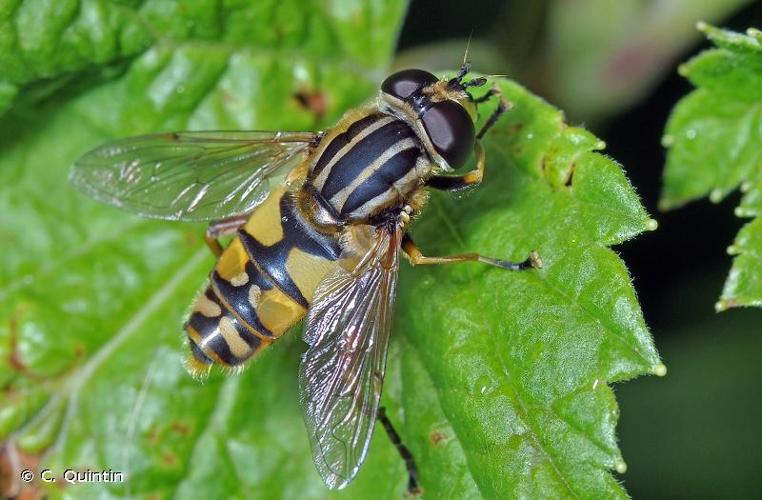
402, 234, 542, 271
428, 142, 485, 191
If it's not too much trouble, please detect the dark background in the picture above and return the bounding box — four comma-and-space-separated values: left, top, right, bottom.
398, 1, 762, 497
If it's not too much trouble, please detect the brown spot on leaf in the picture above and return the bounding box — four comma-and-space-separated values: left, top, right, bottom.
429, 431, 446, 446
508, 123, 523, 134
1, 379, 14, 396
162, 451, 178, 467
73, 344, 86, 359
564, 162, 576, 187
171, 422, 190, 436
146, 427, 160, 445
294, 88, 327, 121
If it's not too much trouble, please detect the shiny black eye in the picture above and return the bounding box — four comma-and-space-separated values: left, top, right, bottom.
381, 69, 438, 100
421, 100, 475, 168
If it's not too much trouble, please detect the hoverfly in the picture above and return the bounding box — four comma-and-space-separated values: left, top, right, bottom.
70, 63, 541, 493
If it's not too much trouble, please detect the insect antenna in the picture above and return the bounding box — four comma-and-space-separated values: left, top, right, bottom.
449, 30, 474, 88
462, 29, 474, 68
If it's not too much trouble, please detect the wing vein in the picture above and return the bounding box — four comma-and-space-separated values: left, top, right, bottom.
70, 131, 316, 221
299, 226, 401, 489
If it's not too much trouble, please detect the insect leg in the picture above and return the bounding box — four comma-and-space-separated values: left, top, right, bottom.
427, 142, 486, 192
402, 234, 542, 271
471, 85, 499, 104
204, 214, 250, 256
377, 407, 421, 496
477, 93, 509, 140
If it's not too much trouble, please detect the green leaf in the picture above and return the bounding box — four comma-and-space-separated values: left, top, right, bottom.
0, 0, 403, 115
397, 79, 661, 498
661, 24, 762, 310
0, 2, 660, 498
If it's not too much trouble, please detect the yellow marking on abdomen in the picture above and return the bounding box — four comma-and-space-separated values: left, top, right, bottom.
219, 316, 253, 359
241, 187, 285, 245
229, 271, 249, 287
285, 248, 338, 302
206, 186, 342, 356
216, 238, 249, 281
195, 294, 222, 318
248, 284, 262, 307
256, 287, 307, 335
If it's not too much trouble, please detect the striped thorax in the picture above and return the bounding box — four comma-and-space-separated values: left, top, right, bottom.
306, 112, 430, 223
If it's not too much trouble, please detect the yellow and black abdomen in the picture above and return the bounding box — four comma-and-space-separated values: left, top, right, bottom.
184, 187, 342, 375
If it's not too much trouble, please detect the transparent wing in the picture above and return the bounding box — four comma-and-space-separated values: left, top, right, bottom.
299, 225, 402, 490
70, 130, 317, 221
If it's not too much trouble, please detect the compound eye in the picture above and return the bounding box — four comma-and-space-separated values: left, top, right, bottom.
421, 100, 475, 168
381, 69, 438, 100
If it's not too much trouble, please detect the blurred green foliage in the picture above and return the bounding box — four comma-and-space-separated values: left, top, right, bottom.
618, 293, 762, 498
540, 0, 753, 121
662, 25, 762, 310
0, 0, 666, 498
399, 0, 754, 123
